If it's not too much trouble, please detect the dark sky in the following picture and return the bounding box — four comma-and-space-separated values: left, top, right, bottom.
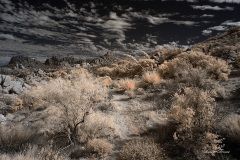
0, 0, 240, 64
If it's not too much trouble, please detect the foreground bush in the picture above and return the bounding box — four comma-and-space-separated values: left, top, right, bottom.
219, 114, 240, 142
0, 145, 68, 160
20, 68, 108, 146
119, 138, 166, 160
86, 138, 113, 157
0, 125, 35, 154
169, 87, 223, 158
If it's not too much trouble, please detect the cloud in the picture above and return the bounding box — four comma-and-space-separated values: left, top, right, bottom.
202, 30, 212, 36
192, 5, 234, 10
0, 33, 15, 40
147, 16, 169, 25
209, 0, 240, 3
172, 20, 197, 26
223, 21, 240, 26
209, 26, 226, 31
201, 20, 240, 36
201, 14, 214, 18
164, 0, 240, 3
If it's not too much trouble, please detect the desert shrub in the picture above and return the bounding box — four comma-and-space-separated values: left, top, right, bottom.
160, 67, 226, 98
0, 125, 36, 154
119, 138, 166, 160
227, 26, 240, 34
99, 76, 113, 87
86, 138, 113, 157
219, 114, 240, 142
48, 70, 68, 79
20, 70, 108, 146
0, 94, 23, 112
97, 60, 142, 78
0, 145, 68, 160
169, 87, 223, 158
149, 49, 182, 63
142, 71, 161, 85
158, 51, 230, 81
111, 60, 143, 78
119, 79, 136, 91
96, 66, 113, 76
78, 111, 121, 143
96, 55, 158, 78
138, 58, 156, 68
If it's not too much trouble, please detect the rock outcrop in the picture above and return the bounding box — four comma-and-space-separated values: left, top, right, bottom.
0, 74, 30, 94
8, 56, 44, 69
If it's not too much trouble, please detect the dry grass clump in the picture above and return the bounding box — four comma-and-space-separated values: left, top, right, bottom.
119, 138, 166, 160
0, 125, 36, 154
86, 138, 113, 157
96, 54, 159, 78
99, 76, 113, 87
158, 51, 230, 81
0, 94, 23, 112
96, 66, 113, 76
169, 87, 223, 158
97, 60, 142, 78
21, 69, 107, 109
0, 145, 68, 160
48, 70, 68, 79
138, 58, 156, 68
142, 71, 161, 85
149, 49, 182, 63
119, 79, 136, 91
78, 111, 121, 142
219, 114, 240, 142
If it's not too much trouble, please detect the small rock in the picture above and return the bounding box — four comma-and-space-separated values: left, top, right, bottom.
2, 75, 12, 87
38, 69, 44, 75
0, 114, 7, 124
0, 75, 2, 84
13, 114, 26, 122
75, 64, 81, 68
10, 81, 23, 94
82, 62, 90, 68
19, 64, 25, 69
23, 83, 31, 89
5, 113, 14, 121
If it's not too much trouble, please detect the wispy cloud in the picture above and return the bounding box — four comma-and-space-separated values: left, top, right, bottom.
201, 20, 240, 36
0, 33, 15, 40
192, 5, 234, 10
201, 14, 214, 18
166, 0, 240, 3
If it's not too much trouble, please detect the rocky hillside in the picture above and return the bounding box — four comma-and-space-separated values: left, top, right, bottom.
192, 27, 240, 69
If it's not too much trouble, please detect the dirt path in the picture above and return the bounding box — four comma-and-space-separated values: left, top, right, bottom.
109, 92, 168, 159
